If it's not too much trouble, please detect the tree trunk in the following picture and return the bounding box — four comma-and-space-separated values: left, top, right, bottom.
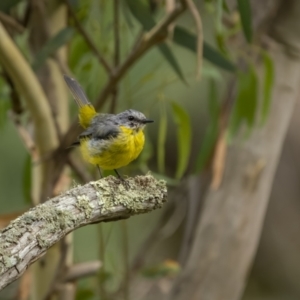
168, 1, 300, 299
27, 1, 70, 299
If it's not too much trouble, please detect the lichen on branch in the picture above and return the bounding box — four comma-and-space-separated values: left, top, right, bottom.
0, 174, 167, 290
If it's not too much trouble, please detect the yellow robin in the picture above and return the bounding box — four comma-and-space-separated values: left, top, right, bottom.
64, 75, 154, 179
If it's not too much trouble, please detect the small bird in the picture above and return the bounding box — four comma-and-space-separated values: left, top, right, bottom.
64, 75, 154, 179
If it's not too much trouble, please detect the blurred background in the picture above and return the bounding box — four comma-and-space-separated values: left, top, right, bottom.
1, 0, 300, 299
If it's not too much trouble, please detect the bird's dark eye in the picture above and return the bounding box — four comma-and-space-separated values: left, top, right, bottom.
128, 116, 134, 121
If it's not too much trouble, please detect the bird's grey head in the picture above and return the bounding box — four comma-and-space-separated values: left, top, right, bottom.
115, 109, 154, 130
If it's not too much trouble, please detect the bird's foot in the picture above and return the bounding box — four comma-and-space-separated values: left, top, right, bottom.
114, 169, 130, 190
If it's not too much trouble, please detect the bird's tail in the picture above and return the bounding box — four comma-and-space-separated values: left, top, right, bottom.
64, 75, 97, 129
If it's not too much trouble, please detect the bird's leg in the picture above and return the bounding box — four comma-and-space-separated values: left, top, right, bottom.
114, 169, 130, 189
114, 169, 123, 180
97, 165, 103, 178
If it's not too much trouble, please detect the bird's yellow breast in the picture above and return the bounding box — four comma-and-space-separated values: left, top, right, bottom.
80, 126, 145, 170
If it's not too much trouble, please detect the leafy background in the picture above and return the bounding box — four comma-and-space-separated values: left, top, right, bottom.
0, 0, 279, 299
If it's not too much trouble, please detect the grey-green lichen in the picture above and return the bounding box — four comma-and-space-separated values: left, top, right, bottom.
1, 255, 17, 271
32, 205, 77, 247
76, 195, 94, 219
90, 174, 167, 213
0, 202, 77, 253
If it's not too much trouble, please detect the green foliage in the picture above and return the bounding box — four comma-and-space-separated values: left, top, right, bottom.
124, 0, 154, 30
142, 260, 180, 278
22, 154, 31, 204
215, 0, 223, 34
0, 77, 10, 129
124, 0, 186, 83
196, 80, 220, 172
157, 100, 167, 174
222, 0, 230, 13
32, 27, 75, 71
0, 0, 22, 13
173, 26, 236, 72
229, 66, 258, 138
0, 99, 10, 129
171, 102, 192, 179
0, 0, 277, 298
76, 288, 94, 300
261, 51, 275, 124
157, 43, 186, 83
237, 0, 253, 43
69, 35, 91, 71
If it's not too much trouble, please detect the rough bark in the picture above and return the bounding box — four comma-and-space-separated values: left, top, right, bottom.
168, 1, 300, 299
0, 175, 167, 291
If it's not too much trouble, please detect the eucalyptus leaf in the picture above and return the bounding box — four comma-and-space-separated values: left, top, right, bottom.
22, 154, 32, 204
261, 51, 274, 125
0, 0, 22, 13
0, 99, 10, 129
157, 103, 167, 173
0, 77, 10, 129
196, 80, 220, 172
69, 35, 90, 70
237, 0, 252, 43
229, 66, 258, 138
171, 102, 192, 179
223, 0, 230, 13
32, 27, 74, 71
173, 26, 236, 72
158, 43, 186, 83
124, 0, 155, 30
124, 0, 186, 83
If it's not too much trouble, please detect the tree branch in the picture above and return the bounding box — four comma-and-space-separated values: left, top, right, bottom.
0, 12, 25, 34
0, 175, 167, 291
0, 22, 57, 156
64, 261, 102, 282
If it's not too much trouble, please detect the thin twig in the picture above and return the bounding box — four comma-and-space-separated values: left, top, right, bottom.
98, 225, 107, 299
64, 0, 112, 74
110, 90, 118, 113
121, 220, 130, 300
0, 12, 25, 34
210, 80, 236, 189
184, 0, 203, 79
9, 113, 39, 162
113, 0, 120, 68
166, 0, 176, 36
64, 261, 102, 282
43, 237, 71, 300
110, 0, 120, 113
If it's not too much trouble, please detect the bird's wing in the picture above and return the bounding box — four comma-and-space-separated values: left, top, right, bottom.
71, 114, 119, 147
79, 115, 120, 141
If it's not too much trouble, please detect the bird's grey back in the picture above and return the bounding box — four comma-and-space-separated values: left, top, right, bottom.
78, 109, 146, 142
79, 113, 120, 141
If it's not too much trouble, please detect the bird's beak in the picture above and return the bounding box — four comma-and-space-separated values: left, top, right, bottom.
143, 119, 154, 124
